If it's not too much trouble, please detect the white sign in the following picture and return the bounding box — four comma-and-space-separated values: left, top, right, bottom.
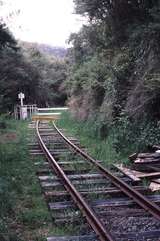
18, 92, 25, 106
18, 93, 25, 99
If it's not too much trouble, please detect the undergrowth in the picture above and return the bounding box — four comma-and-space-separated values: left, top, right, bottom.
57, 112, 160, 166
57, 112, 122, 167
0, 117, 52, 241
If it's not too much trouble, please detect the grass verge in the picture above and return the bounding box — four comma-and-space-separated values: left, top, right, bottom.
0, 118, 52, 241
57, 112, 130, 167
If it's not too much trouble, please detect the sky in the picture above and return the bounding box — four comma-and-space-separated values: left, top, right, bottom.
0, 0, 84, 47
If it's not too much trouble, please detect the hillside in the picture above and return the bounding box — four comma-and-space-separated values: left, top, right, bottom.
20, 41, 67, 58
36, 43, 67, 58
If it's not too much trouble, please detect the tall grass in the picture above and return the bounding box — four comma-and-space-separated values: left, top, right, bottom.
0, 116, 86, 240
58, 112, 160, 167
0, 118, 52, 241
57, 112, 128, 167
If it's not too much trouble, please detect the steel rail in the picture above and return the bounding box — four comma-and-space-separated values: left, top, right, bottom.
36, 121, 114, 241
53, 121, 160, 221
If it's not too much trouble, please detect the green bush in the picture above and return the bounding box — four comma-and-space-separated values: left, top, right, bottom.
112, 114, 160, 154
59, 112, 160, 162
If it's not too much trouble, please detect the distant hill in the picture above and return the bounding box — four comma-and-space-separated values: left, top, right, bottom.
19, 41, 67, 59
37, 44, 67, 58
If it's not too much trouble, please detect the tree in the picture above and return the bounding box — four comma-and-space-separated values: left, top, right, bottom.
66, 0, 160, 124
74, 0, 160, 43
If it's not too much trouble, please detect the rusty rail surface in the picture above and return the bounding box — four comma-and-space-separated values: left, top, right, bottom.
53, 122, 160, 221
36, 120, 114, 241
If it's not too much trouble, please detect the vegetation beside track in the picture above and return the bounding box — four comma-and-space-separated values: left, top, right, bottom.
58, 112, 160, 167
57, 112, 126, 167
0, 117, 52, 241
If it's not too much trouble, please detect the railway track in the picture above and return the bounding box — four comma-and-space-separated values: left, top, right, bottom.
29, 120, 160, 241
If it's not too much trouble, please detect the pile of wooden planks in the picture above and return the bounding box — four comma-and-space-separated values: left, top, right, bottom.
115, 145, 160, 192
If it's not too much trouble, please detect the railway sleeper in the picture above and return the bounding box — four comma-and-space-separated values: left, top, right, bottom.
40, 178, 108, 186
30, 150, 74, 155
52, 208, 151, 223
40, 179, 122, 189
37, 172, 133, 181
47, 234, 97, 241
38, 173, 106, 181
28, 140, 79, 144
48, 194, 160, 211
43, 186, 151, 202
40, 176, 141, 189
37, 168, 94, 175
35, 160, 92, 167
32, 148, 85, 153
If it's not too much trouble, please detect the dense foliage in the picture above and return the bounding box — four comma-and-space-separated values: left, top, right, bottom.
0, 26, 67, 112
65, 0, 160, 151
20, 42, 67, 107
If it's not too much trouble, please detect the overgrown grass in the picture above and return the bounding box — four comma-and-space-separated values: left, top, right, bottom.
57, 112, 160, 167
57, 112, 129, 167
0, 117, 53, 241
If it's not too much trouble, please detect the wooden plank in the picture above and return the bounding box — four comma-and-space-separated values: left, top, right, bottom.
49, 195, 160, 210
39, 174, 136, 185
136, 172, 160, 179
30, 149, 70, 153
152, 178, 160, 184
145, 165, 160, 172
37, 112, 61, 116
34, 162, 49, 166
137, 152, 160, 158
38, 168, 92, 175
49, 201, 74, 210
37, 133, 60, 136
114, 164, 141, 181
40, 178, 108, 188
37, 128, 53, 131
152, 145, 160, 150
128, 153, 137, 161
134, 158, 160, 164
45, 186, 149, 198
36, 169, 51, 174
38, 173, 103, 181
149, 182, 160, 192
132, 163, 160, 172
30, 151, 72, 156
36, 160, 92, 166
38, 107, 69, 111
53, 208, 149, 222
115, 164, 160, 179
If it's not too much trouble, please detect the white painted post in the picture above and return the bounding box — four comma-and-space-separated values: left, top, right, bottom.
18, 92, 25, 107
29, 106, 31, 119
18, 92, 26, 120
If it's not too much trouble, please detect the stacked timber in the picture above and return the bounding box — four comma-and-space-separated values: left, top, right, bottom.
115, 146, 160, 192
130, 147, 160, 191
